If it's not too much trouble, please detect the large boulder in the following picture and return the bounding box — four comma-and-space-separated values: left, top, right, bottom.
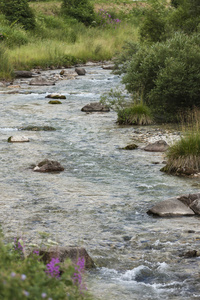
39, 246, 95, 269
33, 159, 64, 173
14, 71, 33, 78
81, 102, 110, 112
144, 140, 169, 152
147, 192, 200, 217
29, 76, 56, 86
8, 135, 29, 143
75, 68, 86, 76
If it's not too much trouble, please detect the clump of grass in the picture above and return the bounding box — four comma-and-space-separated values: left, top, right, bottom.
163, 107, 200, 175
117, 104, 153, 125
0, 45, 13, 80
163, 132, 200, 175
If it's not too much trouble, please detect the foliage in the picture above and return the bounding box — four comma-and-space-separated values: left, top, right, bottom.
96, 9, 121, 28
61, 0, 96, 26
139, 0, 169, 43
0, 0, 36, 30
169, 0, 200, 34
122, 32, 200, 123
0, 234, 90, 300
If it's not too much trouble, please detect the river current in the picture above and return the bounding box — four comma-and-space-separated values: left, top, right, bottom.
0, 66, 200, 300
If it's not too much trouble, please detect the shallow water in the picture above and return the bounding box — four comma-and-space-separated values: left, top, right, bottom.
0, 66, 200, 300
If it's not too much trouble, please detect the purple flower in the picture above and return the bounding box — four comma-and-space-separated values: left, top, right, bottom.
72, 257, 86, 291
46, 258, 60, 278
33, 250, 39, 256
23, 290, 29, 297
10, 272, 16, 277
41, 293, 47, 298
21, 274, 27, 281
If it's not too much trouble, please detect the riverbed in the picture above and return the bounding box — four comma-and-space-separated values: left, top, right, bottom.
0, 66, 200, 300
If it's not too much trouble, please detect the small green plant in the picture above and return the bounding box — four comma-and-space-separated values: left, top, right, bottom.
0, 44, 13, 79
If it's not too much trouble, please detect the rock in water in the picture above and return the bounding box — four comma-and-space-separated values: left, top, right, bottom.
8, 135, 29, 143
39, 246, 95, 269
33, 159, 64, 173
75, 68, 86, 75
144, 140, 169, 152
81, 102, 110, 112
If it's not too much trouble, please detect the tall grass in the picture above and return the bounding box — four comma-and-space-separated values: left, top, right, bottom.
0, 45, 13, 79
164, 107, 200, 175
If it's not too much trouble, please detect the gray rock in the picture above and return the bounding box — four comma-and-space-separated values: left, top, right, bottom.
102, 64, 115, 70
14, 71, 33, 78
144, 140, 169, 152
81, 102, 110, 112
45, 93, 66, 99
39, 246, 95, 269
8, 135, 29, 143
147, 198, 195, 217
29, 76, 55, 86
75, 67, 86, 75
33, 159, 64, 173
190, 199, 200, 215
0, 82, 5, 87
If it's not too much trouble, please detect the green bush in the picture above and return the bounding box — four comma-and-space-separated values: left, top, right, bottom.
139, 0, 169, 43
61, 0, 95, 26
122, 32, 200, 123
0, 0, 36, 30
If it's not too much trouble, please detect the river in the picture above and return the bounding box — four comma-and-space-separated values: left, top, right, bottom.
0, 66, 200, 300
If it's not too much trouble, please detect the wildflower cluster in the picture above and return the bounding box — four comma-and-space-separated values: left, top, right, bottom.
73, 257, 86, 291
97, 9, 121, 29
46, 257, 60, 279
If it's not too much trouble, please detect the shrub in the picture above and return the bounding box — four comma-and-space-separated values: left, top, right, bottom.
61, 0, 95, 26
139, 0, 169, 43
122, 32, 200, 123
0, 0, 36, 30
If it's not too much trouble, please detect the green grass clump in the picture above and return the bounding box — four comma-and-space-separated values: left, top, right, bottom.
117, 104, 153, 125
164, 132, 200, 175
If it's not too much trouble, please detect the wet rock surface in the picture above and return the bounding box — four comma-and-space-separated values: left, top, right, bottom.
81, 102, 110, 112
39, 246, 95, 269
143, 140, 169, 152
20, 126, 56, 131
33, 159, 64, 173
7, 135, 29, 143
147, 193, 200, 217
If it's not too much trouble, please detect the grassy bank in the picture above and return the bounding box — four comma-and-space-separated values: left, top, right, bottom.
0, 0, 145, 79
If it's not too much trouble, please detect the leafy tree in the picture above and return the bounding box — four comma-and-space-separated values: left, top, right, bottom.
61, 0, 95, 26
0, 0, 36, 30
122, 32, 200, 122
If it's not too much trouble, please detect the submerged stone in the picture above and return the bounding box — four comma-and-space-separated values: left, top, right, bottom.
33, 159, 64, 173
75, 67, 86, 75
123, 144, 138, 150
48, 100, 62, 104
20, 126, 56, 131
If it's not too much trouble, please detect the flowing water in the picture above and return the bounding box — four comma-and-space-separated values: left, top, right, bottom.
0, 66, 200, 300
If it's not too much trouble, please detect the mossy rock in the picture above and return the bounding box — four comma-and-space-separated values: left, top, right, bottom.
20, 126, 56, 131
48, 100, 62, 104
123, 144, 138, 150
